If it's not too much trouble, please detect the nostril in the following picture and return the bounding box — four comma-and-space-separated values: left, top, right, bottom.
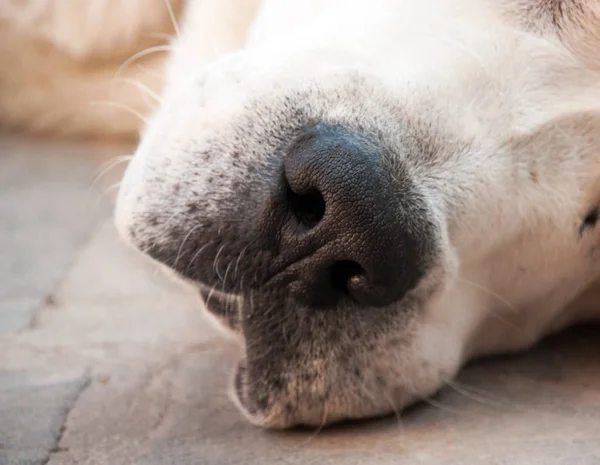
330, 260, 365, 300
275, 123, 433, 310
286, 183, 325, 230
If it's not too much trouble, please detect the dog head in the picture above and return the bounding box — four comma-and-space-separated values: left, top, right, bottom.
115, 0, 600, 428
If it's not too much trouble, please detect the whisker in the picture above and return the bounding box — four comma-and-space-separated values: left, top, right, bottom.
89, 154, 133, 191
456, 275, 526, 332
238, 274, 245, 295
297, 403, 329, 448
420, 395, 476, 417
449, 379, 556, 416
204, 281, 220, 310
234, 245, 249, 279
94, 153, 133, 177
89, 181, 122, 209
173, 224, 203, 269
449, 379, 508, 401
114, 45, 173, 78
213, 245, 226, 282
444, 379, 505, 409
112, 77, 163, 105
456, 276, 516, 312
89, 100, 149, 124
221, 259, 234, 291
164, 0, 181, 38
160, 210, 182, 235
136, 63, 163, 79
382, 391, 403, 426
187, 242, 212, 271
142, 31, 174, 42
101, 181, 122, 197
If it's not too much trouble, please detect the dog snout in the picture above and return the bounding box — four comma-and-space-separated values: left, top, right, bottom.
119, 122, 435, 314
268, 123, 428, 308
117, 116, 442, 427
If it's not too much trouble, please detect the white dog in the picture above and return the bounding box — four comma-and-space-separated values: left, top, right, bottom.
4, 0, 600, 429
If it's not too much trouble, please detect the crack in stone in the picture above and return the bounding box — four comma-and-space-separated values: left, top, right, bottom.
132, 342, 228, 459
146, 363, 179, 441
25, 221, 104, 333
40, 375, 91, 465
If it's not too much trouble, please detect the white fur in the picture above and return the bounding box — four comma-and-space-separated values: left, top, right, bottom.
0, 0, 181, 137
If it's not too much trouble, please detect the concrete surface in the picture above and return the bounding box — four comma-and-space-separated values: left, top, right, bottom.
0, 133, 599, 465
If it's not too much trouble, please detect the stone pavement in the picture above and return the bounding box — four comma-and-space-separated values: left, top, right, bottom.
1, 133, 600, 465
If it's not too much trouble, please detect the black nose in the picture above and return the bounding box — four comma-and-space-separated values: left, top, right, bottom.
268, 123, 430, 308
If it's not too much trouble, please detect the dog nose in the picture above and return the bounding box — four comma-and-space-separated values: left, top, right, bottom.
270, 123, 427, 308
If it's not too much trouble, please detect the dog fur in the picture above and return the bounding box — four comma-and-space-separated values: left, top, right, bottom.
4, 0, 600, 428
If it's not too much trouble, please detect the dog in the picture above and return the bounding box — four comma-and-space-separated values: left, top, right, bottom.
4, 0, 600, 429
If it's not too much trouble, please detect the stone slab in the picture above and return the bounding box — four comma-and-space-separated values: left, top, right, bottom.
0, 135, 127, 332
0, 370, 89, 465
